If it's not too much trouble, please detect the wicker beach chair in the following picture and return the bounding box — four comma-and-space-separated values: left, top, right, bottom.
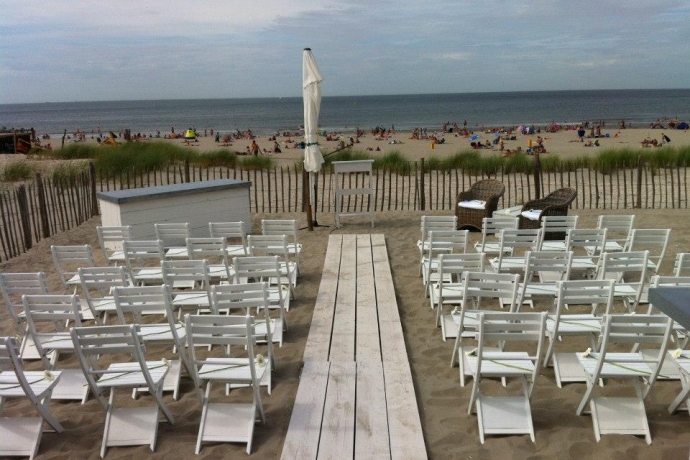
455, 180, 505, 231
518, 188, 577, 235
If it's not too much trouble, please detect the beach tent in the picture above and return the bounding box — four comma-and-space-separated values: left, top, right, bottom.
302, 48, 325, 230
677, 122, 689, 130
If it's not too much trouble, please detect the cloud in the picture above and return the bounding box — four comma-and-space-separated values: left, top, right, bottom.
0, 0, 688, 103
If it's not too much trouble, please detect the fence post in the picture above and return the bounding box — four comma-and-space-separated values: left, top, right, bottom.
89, 162, 99, 215
184, 160, 191, 183
35, 173, 50, 238
16, 184, 32, 250
533, 154, 542, 200
636, 154, 643, 209
420, 158, 426, 211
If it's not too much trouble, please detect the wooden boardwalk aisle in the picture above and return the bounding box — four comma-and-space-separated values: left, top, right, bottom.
281, 234, 427, 460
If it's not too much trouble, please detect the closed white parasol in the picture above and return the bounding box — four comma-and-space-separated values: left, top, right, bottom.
302, 48, 324, 229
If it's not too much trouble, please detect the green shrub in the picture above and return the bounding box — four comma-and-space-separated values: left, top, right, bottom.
239, 155, 274, 170
192, 150, 238, 168
2, 161, 34, 181
51, 162, 88, 182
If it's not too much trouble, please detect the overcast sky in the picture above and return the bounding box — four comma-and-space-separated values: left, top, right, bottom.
1, 0, 688, 104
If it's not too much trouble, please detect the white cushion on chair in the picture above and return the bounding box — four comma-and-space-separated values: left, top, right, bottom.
458, 200, 486, 210
520, 209, 542, 221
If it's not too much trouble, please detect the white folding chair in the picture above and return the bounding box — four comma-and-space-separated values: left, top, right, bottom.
112, 285, 188, 400
247, 235, 298, 290
421, 229, 469, 291
466, 311, 547, 444
449, 271, 521, 387
565, 228, 607, 274
208, 221, 248, 258
162, 259, 212, 314
154, 222, 190, 259
576, 314, 672, 444
210, 282, 276, 394
538, 215, 578, 251
515, 251, 573, 308
473, 216, 518, 255
22, 294, 89, 402
262, 219, 302, 273
544, 280, 615, 387
674, 253, 690, 277
626, 228, 671, 275
0, 272, 49, 359
432, 253, 485, 337
586, 214, 634, 256
595, 250, 649, 312
78, 266, 130, 324
234, 256, 292, 313
417, 215, 458, 275
71, 324, 175, 457
0, 336, 64, 460
185, 314, 266, 454
489, 228, 542, 273
96, 225, 131, 265
51, 244, 96, 293
122, 240, 165, 285
186, 237, 234, 282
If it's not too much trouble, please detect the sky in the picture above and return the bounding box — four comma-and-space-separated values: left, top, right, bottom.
1, 0, 689, 104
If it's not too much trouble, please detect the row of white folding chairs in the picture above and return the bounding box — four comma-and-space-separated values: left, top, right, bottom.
1, 257, 292, 355
97, 219, 301, 266
52, 234, 298, 293
435, 271, 680, 444
1, 282, 278, 457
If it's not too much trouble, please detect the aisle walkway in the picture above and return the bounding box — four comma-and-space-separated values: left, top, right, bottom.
281, 234, 427, 460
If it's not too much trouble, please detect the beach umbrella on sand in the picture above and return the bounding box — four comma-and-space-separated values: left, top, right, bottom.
470, 134, 480, 141
302, 48, 325, 230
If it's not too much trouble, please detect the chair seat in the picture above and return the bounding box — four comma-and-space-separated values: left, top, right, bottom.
164, 247, 188, 259
132, 268, 164, 283
34, 333, 74, 351
585, 241, 625, 256
96, 361, 169, 388
0, 417, 44, 459
578, 352, 655, 378
547, 315, 602, 334
197, 358, 267, 383
468, 352, 536, 377
429, 283, 464, 308
172, 292, 210, 308
540, 241, 568, 251
0, 370, 61, 397
521, 283, 558, 297
490, 257, 526, 271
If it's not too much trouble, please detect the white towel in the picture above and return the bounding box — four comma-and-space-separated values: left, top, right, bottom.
458, 200, 486, 210
520, 209, 542, 221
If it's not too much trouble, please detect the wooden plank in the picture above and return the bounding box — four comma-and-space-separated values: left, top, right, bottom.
355, 360, 391, 459
379, 320, 409, 365
303, 235, 342, 362
356, 234, 381, 361
371, 234, 401, 323
317, 361, 356, 460
281, 362, 331, 460
329, 235, 357, 361
383, 360, 428, 460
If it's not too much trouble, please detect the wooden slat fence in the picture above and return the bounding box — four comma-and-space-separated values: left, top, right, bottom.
0, 160, 687, 262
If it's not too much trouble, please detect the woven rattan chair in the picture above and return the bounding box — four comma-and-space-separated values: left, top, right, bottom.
518, 188, 577, 235
455, 180, 505, 231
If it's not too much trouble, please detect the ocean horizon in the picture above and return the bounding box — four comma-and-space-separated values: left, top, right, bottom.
2, 89, 689, 137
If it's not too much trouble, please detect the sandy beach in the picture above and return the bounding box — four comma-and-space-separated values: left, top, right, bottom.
2, 207, 690, 459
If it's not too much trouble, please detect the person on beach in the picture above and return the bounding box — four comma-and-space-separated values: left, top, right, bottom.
251, 140, 259, 156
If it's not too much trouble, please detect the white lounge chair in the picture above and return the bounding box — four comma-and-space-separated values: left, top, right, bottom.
247, 235, 298, 291
96, 225, 131, 265
154, 222, 190, 259
576, 314, 672, 444
112, 285, 188, 400
185, 237, 234, 282
544, 280, 615, 387
122, 240, 165, 285
538, 215, 578, 251
626, 228, 671, 275
71, 324, 175, 457
595, 250, 649, 312
78, 266, 131, 324
515, 251, 573, 308
674, 253, 690, 277
489, 228, 542, 273
185, 314, 267, 454
208, 221, 248, 258
417, 215, 457, 275
585, 214, 634, 256
162, 259, 212, 314
473, 216, 518, 255
466, 311, 547, 443
421, 229, 469, 291
234, 256, 292, 315
210, 282, 276, 393
262, 219, 302, 273
22, 294, 89, 403
0, 272, 49, 359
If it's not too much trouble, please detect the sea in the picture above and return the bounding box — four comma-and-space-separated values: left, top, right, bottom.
1, 89, 689, 137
